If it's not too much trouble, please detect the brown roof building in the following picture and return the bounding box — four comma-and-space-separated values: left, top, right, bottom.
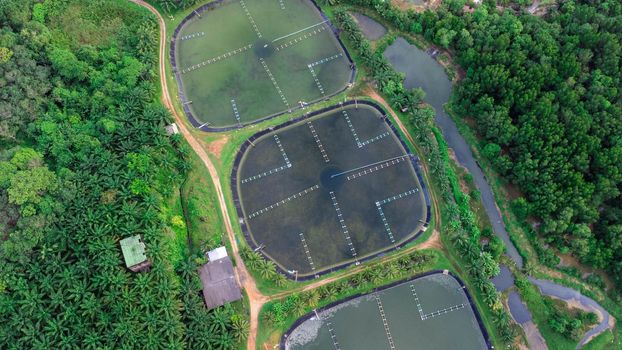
199, 247, 242, 309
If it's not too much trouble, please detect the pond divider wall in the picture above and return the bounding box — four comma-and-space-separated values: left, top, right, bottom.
170, 0, 356, 132
231, 100, 431, 281
280, 270, 493, 350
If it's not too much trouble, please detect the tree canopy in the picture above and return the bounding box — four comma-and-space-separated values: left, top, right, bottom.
0, 0, 241, 348
418, 0, 622, 286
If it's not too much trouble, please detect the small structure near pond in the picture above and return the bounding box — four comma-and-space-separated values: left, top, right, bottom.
119, 235, 151, 272
199, 247, 242, 309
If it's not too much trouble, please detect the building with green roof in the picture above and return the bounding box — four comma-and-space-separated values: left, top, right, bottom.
119, 235, 151, 272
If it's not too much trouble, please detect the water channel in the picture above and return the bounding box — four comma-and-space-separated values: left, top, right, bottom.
382, 35, 612, 348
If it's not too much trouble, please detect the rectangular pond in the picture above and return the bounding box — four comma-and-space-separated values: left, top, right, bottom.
232, 101, 430, 279
172, 0, 354, 131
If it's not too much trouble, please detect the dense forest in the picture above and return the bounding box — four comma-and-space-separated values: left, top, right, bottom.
335, 0, 622, 289
418, 0, 622, 287
0, 0, 242, 348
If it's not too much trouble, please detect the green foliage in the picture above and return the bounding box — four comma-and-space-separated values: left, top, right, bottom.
0, 0, 241, 348
547, 297, 598, 341
1, 147, 58, 217
241, 246, 286, 286
48, 47, 89, 80
0, 24, 51, 140
157, 0, 201, 13
264, 250, 436, 326
32, 3, 46, 23
0, 47, 12, 63
170, 215, 186, 229
7, 167, 57, 206
414, 0, 622, 286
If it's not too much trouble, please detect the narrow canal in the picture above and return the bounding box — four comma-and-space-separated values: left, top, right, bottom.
382, 35, 612, 348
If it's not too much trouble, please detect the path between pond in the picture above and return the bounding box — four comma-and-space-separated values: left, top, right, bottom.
382, 35, 614, 348
131, 2, 445, 349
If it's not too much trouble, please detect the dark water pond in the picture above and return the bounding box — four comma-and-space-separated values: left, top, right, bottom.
237, 103, 427, 277
492, 265, 514, 292
351, 12, 387, 41
508, 291, 532, 324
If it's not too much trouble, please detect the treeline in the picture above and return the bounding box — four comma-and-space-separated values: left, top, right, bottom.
327, 0, 622, 288
0, 0, 240, 348
332, 8, 517, 344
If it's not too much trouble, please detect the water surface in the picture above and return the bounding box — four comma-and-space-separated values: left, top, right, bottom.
285, 273, 489, 349
351, 13, 387, 41
384, 37, 524, 267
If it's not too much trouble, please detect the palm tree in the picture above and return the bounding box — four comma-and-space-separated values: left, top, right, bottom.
481, 282, 498, 307
493, 310, 510, 329
230, 315, 249, 342
209, 307, 231, 334
258, 260, 276, 280
304, 290, 320, 309
273, 273, 287, 287
292, 299, 306, 317
385, 262, 401, 280
369, 267, 383, 285
350, 272, 365, 287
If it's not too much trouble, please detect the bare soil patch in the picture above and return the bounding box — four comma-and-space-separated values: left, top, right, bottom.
206, 135, 229, 159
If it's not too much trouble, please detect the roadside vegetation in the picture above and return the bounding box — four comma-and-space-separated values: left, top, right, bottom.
257, 249, 443, 347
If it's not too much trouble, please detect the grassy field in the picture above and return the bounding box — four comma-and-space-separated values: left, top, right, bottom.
173, 0, 353, 128
181, 147, 227, 251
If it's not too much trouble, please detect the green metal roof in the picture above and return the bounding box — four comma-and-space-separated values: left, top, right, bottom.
120, 235, 147, 268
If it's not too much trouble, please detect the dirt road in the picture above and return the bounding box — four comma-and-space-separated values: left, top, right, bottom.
126, 2, 267, 348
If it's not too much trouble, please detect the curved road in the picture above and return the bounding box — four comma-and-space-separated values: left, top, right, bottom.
128, 2, 267, 348
128, 2, 444, 349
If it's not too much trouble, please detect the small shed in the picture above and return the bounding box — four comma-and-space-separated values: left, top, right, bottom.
165, 123, 179, 135
120, 235, 151, 272
199, 247, 242, 309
